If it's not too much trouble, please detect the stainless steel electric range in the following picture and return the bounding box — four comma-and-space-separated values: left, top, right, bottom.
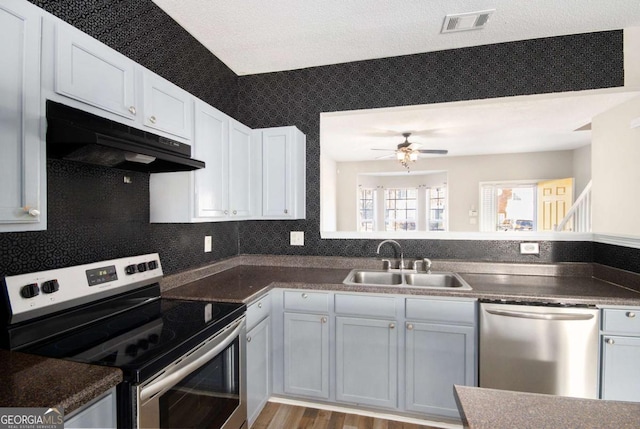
0, 254, 247, 429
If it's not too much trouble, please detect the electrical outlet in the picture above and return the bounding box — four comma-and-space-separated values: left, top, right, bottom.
204, 236, 212, 253
520, 242, 539, 255
290, 231, 304, 246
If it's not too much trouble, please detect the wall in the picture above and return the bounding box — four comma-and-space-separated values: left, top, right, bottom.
237, 31, 622, 262
592, 96, 640, 236
335, 150, 576, 232
573, 145, 592, 197
0, 0, 240, 276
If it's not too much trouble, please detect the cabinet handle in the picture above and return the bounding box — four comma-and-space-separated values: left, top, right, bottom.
321, 317, 327, 323
389, 323, 395, 329
247, 336, 252, 343
149, 115, 157, 124
626, 312, 636, 318
606, 338, 615, 345
406, 323, 413, 330
128, 106, 136, 115
301, 293, 308, 299
258, 302, 262, 308
284, 209, 288, 214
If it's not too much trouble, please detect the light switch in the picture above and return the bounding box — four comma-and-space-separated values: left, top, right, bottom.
520, 242, 539, 254
204, 236, 212, 253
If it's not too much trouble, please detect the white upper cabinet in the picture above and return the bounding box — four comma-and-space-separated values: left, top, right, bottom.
254, 127, 306, 219
0, 0, 46, 232
194, 102, 229, 218
142, 71, 194, 140
54, 23, 137, 121
229, 120, 256, 218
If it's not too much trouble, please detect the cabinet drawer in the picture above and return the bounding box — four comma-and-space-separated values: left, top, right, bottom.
335, 294, 397, 318
247, 294, 271, 331
602, 309, 640, 334
284, 291, 329, 313
406, 298, 476, 325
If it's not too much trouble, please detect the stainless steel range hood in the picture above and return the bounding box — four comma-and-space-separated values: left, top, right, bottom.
46, 100, 205, 172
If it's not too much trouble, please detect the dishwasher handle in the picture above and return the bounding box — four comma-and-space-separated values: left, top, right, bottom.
485, 308, 595, 321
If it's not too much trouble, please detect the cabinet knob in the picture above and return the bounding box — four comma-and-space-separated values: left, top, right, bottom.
321, 317, 327, 323
284, 209, 288, 214
301, 293, 308, 299
233, 210, 237, 215
247, 336, 252, 343
26, 208, 40, 217
224, 210, 229, 215
128, 106, 136, 115
626, 312, 636, 318
149, 115, 157, 124
606, 338, 615, 345
389, 323, 396, 329
406, 324, 414, 330
258, 302, 263, 308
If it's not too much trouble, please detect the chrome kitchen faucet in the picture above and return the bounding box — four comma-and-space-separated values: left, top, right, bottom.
376, 239, 405, 270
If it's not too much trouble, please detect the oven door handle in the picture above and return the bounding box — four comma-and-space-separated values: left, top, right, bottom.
139, 317, 245, 404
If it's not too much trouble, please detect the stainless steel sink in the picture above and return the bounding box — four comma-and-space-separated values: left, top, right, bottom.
343, 269, 472, 290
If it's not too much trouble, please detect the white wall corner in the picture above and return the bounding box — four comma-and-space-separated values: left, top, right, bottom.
624, 27, 640, 87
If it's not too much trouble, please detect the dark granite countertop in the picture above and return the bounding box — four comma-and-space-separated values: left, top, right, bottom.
0, 350, 122, 415
454, 385, 640, 429
163, 264, 640, 306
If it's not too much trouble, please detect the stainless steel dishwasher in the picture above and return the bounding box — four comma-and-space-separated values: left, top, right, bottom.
479, 301, 600, 399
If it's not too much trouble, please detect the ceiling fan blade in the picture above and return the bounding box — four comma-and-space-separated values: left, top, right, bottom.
408, 143, 422, 150
375, 154, 395, 160
371, 148, 395, 151
417, 149, 448, 154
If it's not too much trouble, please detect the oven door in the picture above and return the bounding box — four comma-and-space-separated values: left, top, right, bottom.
137, 317, 247, 429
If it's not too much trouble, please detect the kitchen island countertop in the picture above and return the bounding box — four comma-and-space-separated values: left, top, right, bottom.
0, 349, 122, 415
163, 264, 640, 306
454, 385, 640, 429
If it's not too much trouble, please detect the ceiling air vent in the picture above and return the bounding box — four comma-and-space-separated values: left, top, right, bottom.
441, 10, 495, 33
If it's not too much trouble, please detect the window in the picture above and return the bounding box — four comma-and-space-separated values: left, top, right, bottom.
429, 187, 446, 231
358, 188, 375, 232
481, 182, 536, 232
385, 188, 417, 231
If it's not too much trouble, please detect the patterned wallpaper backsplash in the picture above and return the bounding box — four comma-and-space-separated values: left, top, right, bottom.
0, 0, 637, 276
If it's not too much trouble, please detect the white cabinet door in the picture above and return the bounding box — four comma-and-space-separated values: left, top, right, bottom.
601, 335, 640, 402
257, 127, 306, 219
65, 388, 116, 429
55, 23, 137, 120
194, 101, 229, 218
405, 322, 475, 418
335, 316, 398, 409
0, 0, 45, 231
247, 316, 271, 426
229, 119, 255, 218
142, 71, 193, 140
283, 312, 330, 399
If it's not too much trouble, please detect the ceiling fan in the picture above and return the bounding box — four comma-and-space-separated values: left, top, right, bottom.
372, 132, 448, 170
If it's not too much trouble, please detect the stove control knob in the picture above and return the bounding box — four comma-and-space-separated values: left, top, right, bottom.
21, 283, 40, 299
41, 280, 59, 294
137, 263, 147, 273
148, 334, 160, 344
147, 260, 158, 270
125, 344, 138, 357
125, 265, 137, 275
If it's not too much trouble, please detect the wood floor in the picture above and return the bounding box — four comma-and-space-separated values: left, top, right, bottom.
251, 402, 442, 429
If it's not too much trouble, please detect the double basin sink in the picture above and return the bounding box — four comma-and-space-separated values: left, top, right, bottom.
343, 269, 472, 290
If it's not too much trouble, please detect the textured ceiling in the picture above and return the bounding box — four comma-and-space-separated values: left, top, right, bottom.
151, 0, 640, 75
321, 89, 640, 162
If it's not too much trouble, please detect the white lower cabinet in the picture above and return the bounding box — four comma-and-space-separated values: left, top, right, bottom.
271, 289, 478, 421
283, 312, 330, 399
600, 307, 640, 402
65, 387, 116, 429
336, 316, 398, 408
247, 316, 271, 426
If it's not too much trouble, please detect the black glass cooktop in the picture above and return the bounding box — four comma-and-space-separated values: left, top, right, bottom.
14, 289, 245, 383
